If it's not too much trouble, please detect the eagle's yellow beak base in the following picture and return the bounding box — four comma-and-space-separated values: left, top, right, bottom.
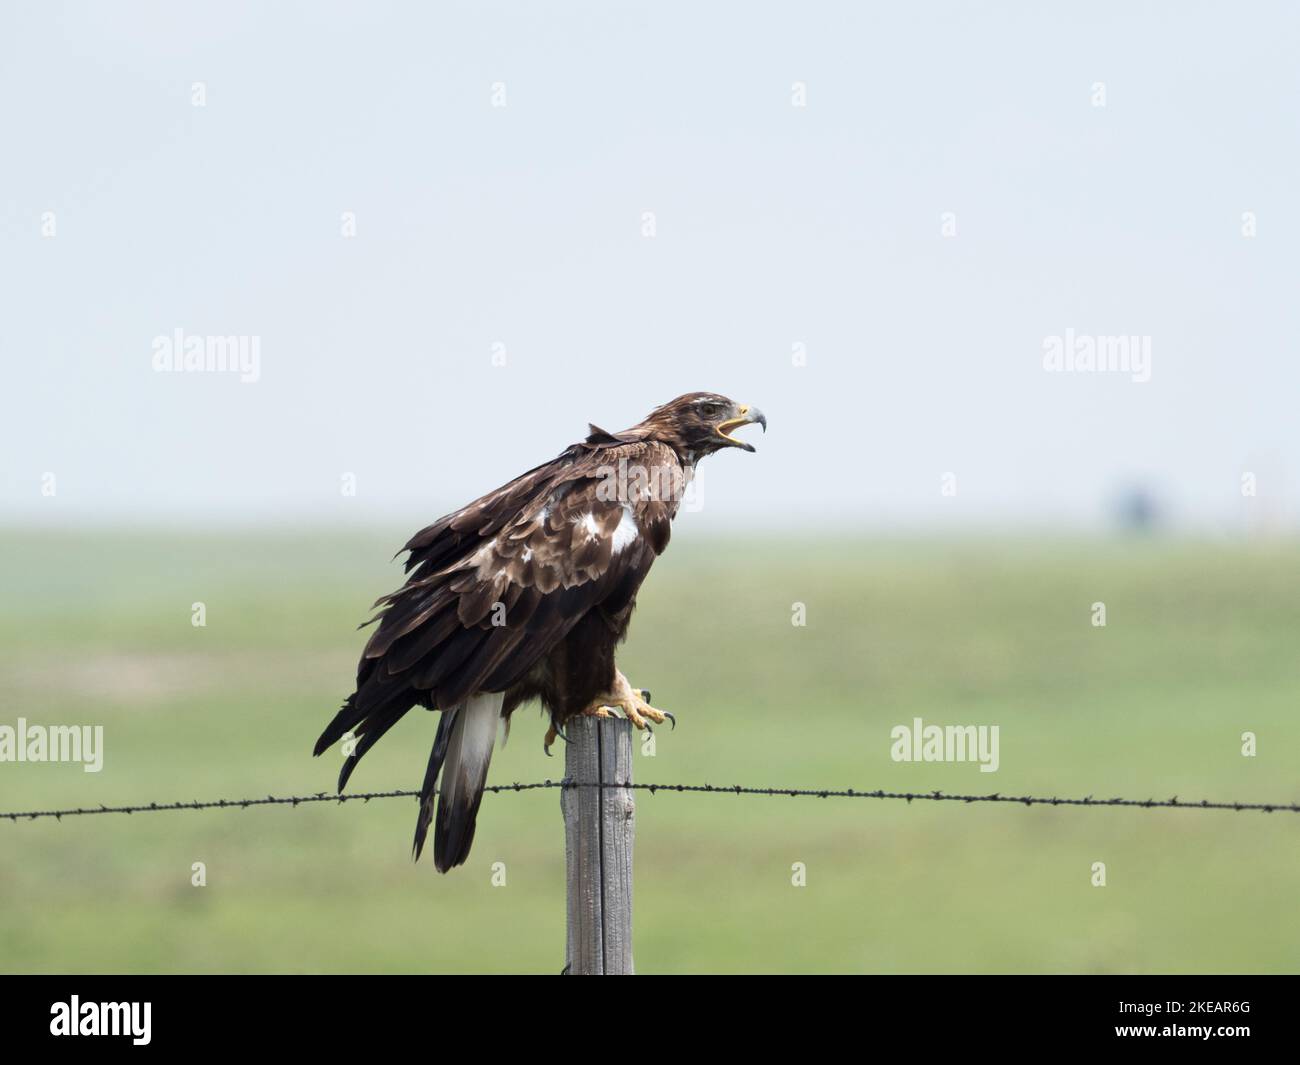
715, 405, 767, 451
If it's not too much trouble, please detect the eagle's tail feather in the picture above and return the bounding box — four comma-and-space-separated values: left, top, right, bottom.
422, 691, 503, 872
412, 705, 458, 860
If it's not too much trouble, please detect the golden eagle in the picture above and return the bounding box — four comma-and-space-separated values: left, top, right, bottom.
313, 392, 765, 871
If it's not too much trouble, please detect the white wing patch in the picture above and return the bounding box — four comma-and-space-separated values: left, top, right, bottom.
611, 504, 639, 553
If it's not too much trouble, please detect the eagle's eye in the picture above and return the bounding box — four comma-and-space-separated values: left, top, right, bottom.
699, 402, 723, 418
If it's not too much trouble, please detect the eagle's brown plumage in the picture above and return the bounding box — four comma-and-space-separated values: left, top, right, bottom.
313, 392, 765, 871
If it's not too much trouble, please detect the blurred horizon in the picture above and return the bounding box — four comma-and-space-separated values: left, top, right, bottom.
4, 515, 1298, 539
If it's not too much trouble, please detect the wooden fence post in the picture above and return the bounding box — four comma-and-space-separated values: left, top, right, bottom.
562, 715, 635, 974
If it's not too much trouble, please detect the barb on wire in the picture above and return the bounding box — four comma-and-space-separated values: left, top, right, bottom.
3, 780, 1298, 823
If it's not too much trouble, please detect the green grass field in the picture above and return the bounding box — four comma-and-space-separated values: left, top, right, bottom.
1, 528, 1297, 974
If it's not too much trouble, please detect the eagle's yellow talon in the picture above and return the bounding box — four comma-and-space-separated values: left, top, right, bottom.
580, 706, 614, 718
637, 702, 667, 725
579, 671, 667, 731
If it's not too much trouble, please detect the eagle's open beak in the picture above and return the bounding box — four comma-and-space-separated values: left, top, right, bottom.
716, 405, 767, 452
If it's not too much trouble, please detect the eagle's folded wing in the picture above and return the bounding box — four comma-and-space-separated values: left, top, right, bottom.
316, 440, 684, 782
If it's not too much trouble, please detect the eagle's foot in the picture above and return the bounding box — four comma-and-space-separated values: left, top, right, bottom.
542, 721, 568, 757
582, 671, 669, 731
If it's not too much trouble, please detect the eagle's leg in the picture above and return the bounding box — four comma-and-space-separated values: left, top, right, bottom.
581, 669, 669, 731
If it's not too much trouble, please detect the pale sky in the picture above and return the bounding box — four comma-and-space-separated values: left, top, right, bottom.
3, 1, 1297, 533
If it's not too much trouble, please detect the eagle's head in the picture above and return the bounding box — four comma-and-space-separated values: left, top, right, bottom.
636, 392, 767, 458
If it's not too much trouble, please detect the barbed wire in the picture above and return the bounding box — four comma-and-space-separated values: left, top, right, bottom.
3, 780, 1298, 823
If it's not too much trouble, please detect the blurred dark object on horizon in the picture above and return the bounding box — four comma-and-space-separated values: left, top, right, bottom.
1112, 485, 1163, 534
